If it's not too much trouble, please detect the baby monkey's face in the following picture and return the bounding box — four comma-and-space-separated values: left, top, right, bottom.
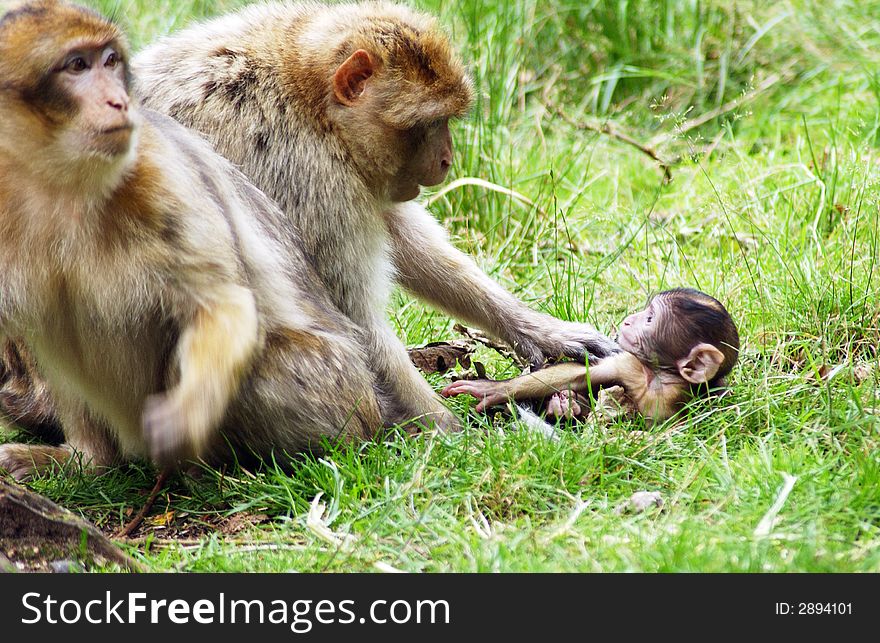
617, 296, 666, 362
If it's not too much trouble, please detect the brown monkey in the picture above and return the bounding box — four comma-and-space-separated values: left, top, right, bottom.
442, 289, 739, 422
1, 0, 620, 440
127, 1, 619, 432
0, 0, 381, 480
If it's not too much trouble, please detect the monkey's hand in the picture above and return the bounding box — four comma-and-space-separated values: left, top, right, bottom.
514, 318, 619, 367
441, 379, 511, 413
141, 392, 203, 466
142, 285, 259, 466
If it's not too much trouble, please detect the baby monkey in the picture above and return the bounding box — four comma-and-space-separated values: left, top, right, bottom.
442, 289, 739, 422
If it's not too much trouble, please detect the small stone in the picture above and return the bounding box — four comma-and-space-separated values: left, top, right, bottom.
49, 560, 85, 574
616, 491, 664, 514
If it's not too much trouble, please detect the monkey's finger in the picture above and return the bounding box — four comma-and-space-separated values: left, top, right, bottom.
440, 382, 466, 397
442, 381, 483, 398
474, 394, 506, 412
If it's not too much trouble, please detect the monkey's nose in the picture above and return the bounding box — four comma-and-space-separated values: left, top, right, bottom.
107, 92, 129, 112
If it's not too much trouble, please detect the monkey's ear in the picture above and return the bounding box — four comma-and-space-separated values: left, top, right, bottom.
676, 343, 724, 384
333, 50, 374, 106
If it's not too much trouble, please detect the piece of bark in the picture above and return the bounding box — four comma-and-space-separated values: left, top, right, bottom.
0, 479, 141, 572
408, 340, 474, 374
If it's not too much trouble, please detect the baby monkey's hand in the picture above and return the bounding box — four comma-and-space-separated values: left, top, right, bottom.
441, 379, 512, 412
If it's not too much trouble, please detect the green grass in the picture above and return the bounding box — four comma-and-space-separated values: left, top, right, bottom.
2, 0, 879, 572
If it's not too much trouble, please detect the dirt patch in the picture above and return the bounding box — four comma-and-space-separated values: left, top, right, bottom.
0, 479, 141, 572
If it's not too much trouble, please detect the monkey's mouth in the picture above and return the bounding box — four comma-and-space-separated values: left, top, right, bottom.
616, 329, 637, 353
100, 124, 134, 135
87, 124, 136, 158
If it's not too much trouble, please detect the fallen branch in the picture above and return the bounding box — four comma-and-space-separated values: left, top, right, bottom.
115, 467, 172, 539
549, 105, 673, 182
651, 64, 795, 147
0, 478, 141, 571
453, 323, 524, 367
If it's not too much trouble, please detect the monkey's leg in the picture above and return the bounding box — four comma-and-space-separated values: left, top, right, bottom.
366, 320, 460, 433
143, 284, 259, 465
0, 407, 120, 481
386, 203, 619, 366
208, 327, 383, 466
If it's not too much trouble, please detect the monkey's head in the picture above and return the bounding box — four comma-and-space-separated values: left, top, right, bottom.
324, 3, 474, 202
0, 0, 136, 179
617, 288, 740, 388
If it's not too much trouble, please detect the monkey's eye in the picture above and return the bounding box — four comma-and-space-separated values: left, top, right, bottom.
105, 51, 120, 68
64, 56, 89, 73
646, 315, 653, 323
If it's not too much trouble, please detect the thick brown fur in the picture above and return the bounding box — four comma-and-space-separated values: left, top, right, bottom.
0, 1, 617, 440
0, 1, 381, 480
129, 1, 618, 432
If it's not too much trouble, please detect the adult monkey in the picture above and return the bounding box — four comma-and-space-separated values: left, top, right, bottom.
0, 1, 617, 436
0, 0, 381, 480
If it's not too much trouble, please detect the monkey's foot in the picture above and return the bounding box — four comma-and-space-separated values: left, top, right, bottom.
0, 443, 72, 481
545, 391, 587, 419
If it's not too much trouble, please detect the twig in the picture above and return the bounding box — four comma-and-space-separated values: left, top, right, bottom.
117, 536, 305, 548
453, 323, 524, 366
115, 467, 172, 539
549, 105, 673, 183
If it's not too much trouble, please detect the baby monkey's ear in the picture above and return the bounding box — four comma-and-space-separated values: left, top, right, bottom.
676, 343, 724, 384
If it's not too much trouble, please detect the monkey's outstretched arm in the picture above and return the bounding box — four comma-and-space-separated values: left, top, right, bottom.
385, 203, 618, 366
142, 283, 259, 465
442, 362, 589, 412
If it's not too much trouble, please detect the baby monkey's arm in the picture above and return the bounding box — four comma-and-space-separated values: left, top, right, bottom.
441, 353, 636, 412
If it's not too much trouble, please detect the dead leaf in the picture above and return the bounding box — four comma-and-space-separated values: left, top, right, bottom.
408, 340, 474, 374
148, 510, 175, 527
806, 363, 847, 383
854, 363, 876, 383
453, 324, 523, 365
219, 512, 270, 535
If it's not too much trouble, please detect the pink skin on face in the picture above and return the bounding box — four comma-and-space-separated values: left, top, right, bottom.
617, 298, 664, 357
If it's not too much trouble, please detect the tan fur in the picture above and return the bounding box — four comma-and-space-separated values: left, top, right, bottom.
0, 1, 381, 480
128, 1, 617, 433
1, 1, 617, 440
